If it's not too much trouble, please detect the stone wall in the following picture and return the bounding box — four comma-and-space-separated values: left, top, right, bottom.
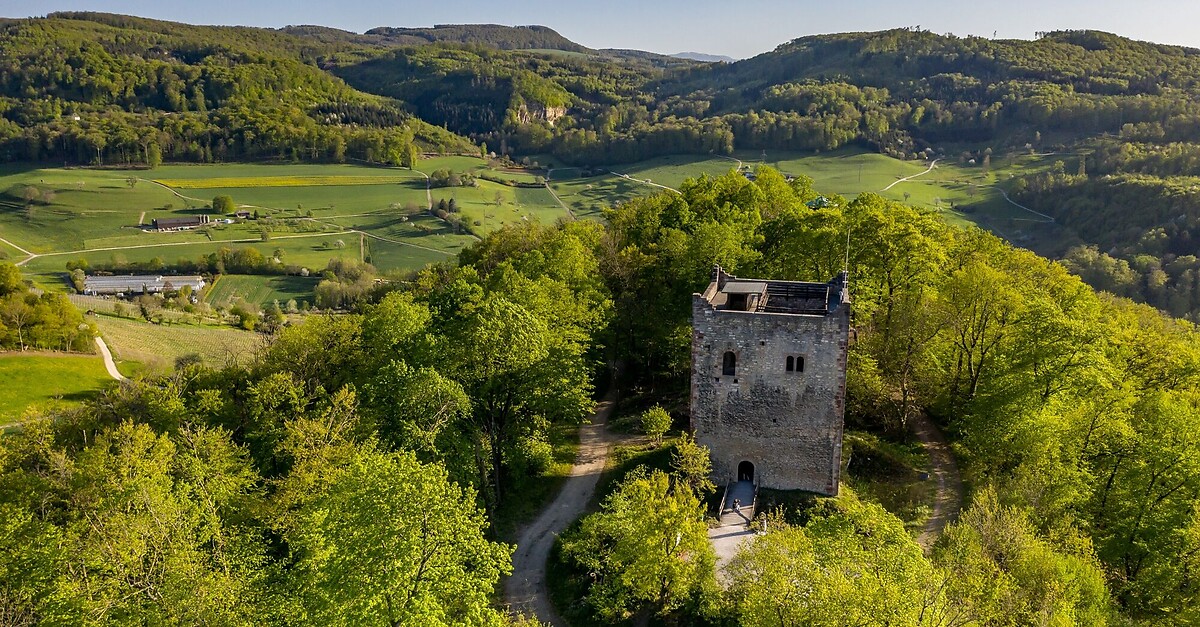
689, 292, 849, 495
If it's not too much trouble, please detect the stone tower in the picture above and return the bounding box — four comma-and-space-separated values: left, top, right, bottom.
689, 266, 850, 496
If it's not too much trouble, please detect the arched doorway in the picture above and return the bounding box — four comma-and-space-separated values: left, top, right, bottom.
737, 460, 755, 483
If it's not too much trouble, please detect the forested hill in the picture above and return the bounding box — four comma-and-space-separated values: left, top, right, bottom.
654, 27, 1200, 153
361, 24, 589, 52
0, 12, 476, 165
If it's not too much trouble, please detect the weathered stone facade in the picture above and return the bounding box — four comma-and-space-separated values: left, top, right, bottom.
690, 267, 849, 496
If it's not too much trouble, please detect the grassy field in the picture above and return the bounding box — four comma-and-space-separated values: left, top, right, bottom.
0, 160, 546, 283
0, 354, 115, 423
94, 314, 261, 372
547, 148, 1060, 232
4, 150, 1061, 295
204, 274, 320, 307
20, 233, 366, 289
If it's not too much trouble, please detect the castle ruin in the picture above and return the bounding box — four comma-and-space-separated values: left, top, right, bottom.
689, 266, 850, 496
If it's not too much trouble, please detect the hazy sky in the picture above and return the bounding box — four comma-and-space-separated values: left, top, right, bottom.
6, 0, 1200, 59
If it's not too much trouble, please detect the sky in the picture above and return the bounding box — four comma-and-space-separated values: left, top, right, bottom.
6, 0, 1200, 59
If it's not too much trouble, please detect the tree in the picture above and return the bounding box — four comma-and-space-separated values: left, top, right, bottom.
728, 495, 940, 626
286, 446, 512, 627
69, 268, 85, 293
562, 469, 714, 622
441, 292, 592, 511
935, 488, 1111, 625
125, 177, 137, 189
52, 422, 265, 624
640, 405, 671, 445
146, 142, 162, 168
0, 263, 22, 296
671, 433, 715, 496
213, 195, 235, 213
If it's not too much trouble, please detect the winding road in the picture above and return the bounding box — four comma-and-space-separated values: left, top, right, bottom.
505, 395, 617, 626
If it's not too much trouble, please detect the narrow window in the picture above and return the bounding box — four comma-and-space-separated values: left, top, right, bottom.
786, 356, 794, 372
722, 351, 737, 376
796, 356, 805, 373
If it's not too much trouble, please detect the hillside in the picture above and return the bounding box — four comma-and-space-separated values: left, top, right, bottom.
0, 12, 475, 166
362, 24, 589, 52
670, 51, 735, 63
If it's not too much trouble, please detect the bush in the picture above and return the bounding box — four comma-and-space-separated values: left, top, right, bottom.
641, 405, 672, 444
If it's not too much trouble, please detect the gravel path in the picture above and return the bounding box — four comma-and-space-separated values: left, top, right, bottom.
505, 396, 616, 625
912, 412, 964, 549
881, 158, 940, 192
94, 336, 125, 381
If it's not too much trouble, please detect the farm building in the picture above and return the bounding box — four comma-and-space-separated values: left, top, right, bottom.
152, 215, 210, 231
82, 275, 206, 296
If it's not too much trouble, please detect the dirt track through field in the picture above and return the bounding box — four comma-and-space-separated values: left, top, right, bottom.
882, 158, 939, 191
505, 395, 616, 625
93, 337, 125, 381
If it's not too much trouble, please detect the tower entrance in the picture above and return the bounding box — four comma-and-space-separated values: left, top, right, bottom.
737, 461, 755, 483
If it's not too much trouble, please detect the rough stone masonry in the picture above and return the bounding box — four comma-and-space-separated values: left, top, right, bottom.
690, 266, 850, 496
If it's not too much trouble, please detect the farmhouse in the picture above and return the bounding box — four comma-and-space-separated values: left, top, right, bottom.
152, 215, 210, 231
82, 275, 206, 296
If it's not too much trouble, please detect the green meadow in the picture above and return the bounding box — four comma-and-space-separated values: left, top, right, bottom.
0, 354, 115, 423
2, 149, 1061, 309
547, 148, 1060, 229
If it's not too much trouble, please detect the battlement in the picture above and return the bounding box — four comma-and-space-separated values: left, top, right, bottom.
699, 266, 849, 316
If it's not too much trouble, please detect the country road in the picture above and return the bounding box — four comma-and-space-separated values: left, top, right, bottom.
506, 395, 616, 625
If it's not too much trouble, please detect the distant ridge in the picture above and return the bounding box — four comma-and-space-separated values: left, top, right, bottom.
361, 24, 590, 52
671, 51, 735, 63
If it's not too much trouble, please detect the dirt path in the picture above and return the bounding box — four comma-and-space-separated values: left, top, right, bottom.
543, 182, 576, 221
994, 187, 1055, 222
911, 412, 964, 549
882, 158, 940, 192
93, 337, 125, 381
506, 395, 616, 625
609, 171, 682, 194
0, 234, 37, 266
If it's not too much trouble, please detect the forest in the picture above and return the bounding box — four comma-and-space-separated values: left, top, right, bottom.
4, 168, 1200, 625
